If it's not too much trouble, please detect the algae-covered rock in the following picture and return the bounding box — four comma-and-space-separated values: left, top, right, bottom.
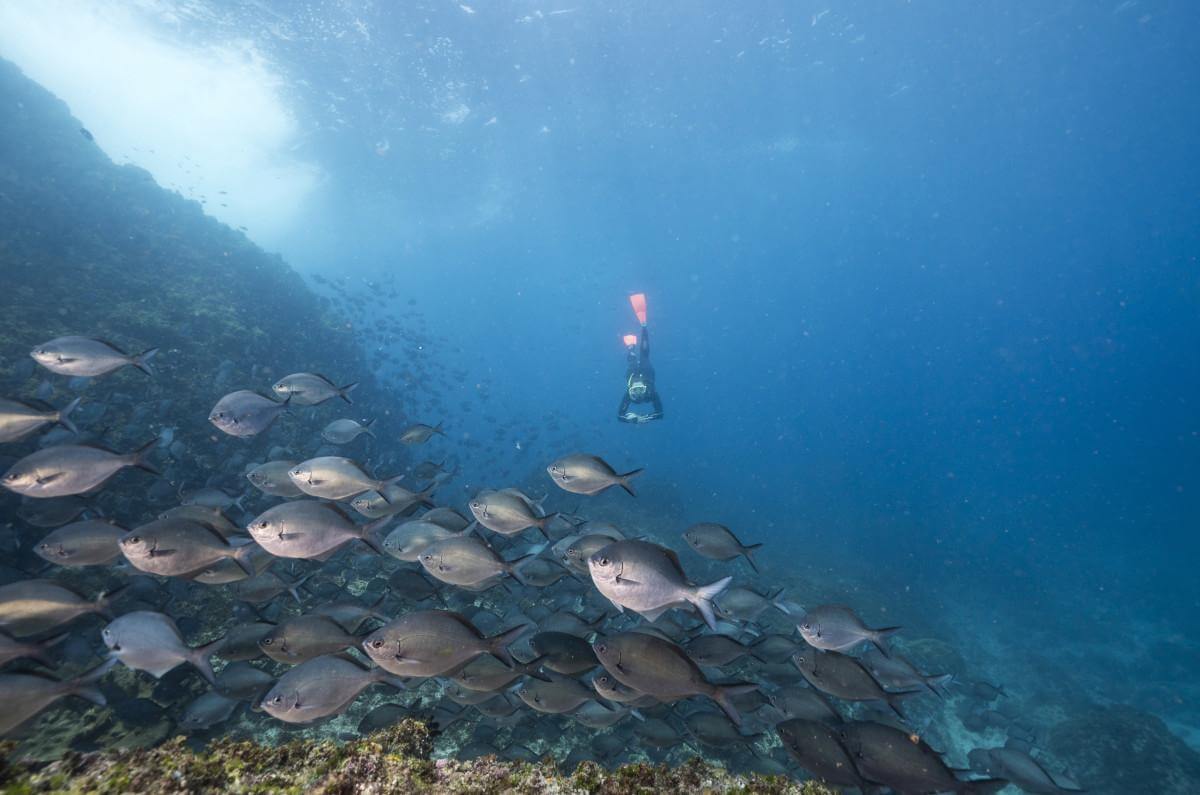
0, 721, 838, 794
1047, 704, 1200, 794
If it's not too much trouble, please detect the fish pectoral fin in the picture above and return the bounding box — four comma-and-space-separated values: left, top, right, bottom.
615, 576, 642, 585
35, 473, 65, 485
149, 548, 178, 558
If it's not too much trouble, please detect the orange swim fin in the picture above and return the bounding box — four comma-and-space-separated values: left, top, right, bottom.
622, 333, 638, 347
629, 293, 647, 326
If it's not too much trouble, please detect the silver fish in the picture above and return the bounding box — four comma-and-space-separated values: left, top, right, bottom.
103, 610, 223, 684
0, 397, 79, 443
418, 535, 539, 588
245, 460, 302, 497
180, 691, 239, 731
209, 390, 289, 438
288, 456, 403, 502
381, 518, 463, 562
30, 336, 157, 377
399, 421, 444, 444
0, 579, 116, 637
0, 658, 116, 736
546, 453, 643, 496
246, 500, 386, 559
271, 373, 358, 406
260, 654, 402, 724
2, 440, 158, 498
35, 519, 128, 566
361, 610, 529, 677
681, 523, 762, 573
797, 605, 900, 656
322, 418, 376, 444
119, 518, 257, 578
587, 539, 730, 631
591, 631, 756, 726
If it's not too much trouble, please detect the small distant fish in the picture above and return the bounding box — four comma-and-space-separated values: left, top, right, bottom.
547, 453, 643, 496
322, 418, 376, 444
30, 336, 157, 377
399, 421, 444, 445
35, 519, 128, 567
0, 580, 117, 637
271, 373, 358, 406
288, 456, 403, 502
797, 604, 900, 656
79, 127, 94, 141
181, 691, 240, 731
681, 523, 763, 573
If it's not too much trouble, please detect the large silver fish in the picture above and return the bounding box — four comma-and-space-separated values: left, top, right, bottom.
260, 654, 403, 723
2, 440, 158, 498
30, 336, 157, 377
246, 500, 386, 559
587, 539, 730, 631
288, 456, 403, 502
546, 453, 643, 496
102, 611, 223, 684
361, 610, 529, 677
0, 658, 116, 736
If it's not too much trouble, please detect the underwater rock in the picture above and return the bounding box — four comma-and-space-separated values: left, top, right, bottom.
1047, 705, 1200, 794
0, 721, 838, 794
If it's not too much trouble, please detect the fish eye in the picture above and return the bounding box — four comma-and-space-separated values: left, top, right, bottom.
256, 521, 269, 529
128, 536, 141, 544
370, 639, 384, 649
801, 622, 811, 630
270, 695, 282, 705
598, 557, 609, 566
261, 638, 273, 645
595, 643, 607, 654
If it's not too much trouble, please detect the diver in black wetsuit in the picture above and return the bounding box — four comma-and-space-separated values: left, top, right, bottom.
618, 293, 663, 424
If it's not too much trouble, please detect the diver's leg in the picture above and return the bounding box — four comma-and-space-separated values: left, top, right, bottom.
650, 392, 664, 419
618, 392, 633, 422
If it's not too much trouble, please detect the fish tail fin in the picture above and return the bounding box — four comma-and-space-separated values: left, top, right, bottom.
132, 347, 159, 376
507, 547, 545, 586
521, 654, 552, 682
926, 673, 955, 698
128, 438, 161, 476
691, 575, 733, 631
94, 584, 128, 620
364, 417, 377, 437
433, 421, 445, 436
418, 481, 438, 508
190, 637, 225, 686
359, 518, 390, 555
287, 571, 316, 605
486, 623, 532, 668
57, 397, 81, 435
711, 682, 756, 728
367, 590, 390, 621
871, 626, 902, 657
32, 632, 70, 666
69, 658, 118, 705
885, 688, 922, 720
339, 382, 359, 404
742, 543, 763, 574
618, 467, 644, 496
231, 541, 258, 576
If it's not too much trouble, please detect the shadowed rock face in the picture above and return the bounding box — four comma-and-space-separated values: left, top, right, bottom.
1048, 705, 1200, 795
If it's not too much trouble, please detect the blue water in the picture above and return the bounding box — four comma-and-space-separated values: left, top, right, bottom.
2, 1, 1199, 788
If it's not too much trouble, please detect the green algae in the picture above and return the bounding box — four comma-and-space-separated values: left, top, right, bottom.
0, 721, 838, 795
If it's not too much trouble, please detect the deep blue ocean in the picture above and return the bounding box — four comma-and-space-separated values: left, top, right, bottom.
1, 2, 1198, 791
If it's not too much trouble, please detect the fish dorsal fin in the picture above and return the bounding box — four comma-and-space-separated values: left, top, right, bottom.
662, 547, 687, 578
444, 611, 486, 637
92, 338, 129, 355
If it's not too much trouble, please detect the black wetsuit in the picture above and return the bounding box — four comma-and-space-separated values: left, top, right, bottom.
618, 327, 664, 423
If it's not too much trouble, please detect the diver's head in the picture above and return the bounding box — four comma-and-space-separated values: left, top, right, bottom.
628, 378, 648, 399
